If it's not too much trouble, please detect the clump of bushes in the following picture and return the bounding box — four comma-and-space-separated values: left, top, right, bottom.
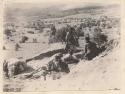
27, 31, 34, 34
49, 27, 67, 43
4, 29, 12, 36
33, 38, 37, 43
20, 36, 29, 43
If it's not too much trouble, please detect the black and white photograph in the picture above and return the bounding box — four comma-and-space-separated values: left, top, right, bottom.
1, 0, 122, 92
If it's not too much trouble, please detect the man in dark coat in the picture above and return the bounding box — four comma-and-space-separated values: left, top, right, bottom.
48, 53, 69, 73
65, 27, 79, 52
84, 36, 99, 60
48, 53, 70, 80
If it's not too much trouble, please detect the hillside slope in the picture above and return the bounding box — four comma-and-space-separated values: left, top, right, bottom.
21, 45, 121, 91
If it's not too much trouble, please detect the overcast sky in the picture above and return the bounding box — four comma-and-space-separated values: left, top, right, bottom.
5, 0, 120, 10
5, 0, 120, 4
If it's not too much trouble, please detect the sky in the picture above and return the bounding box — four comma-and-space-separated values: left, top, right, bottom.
5, 0, 121, 4
5, 0, 121, 10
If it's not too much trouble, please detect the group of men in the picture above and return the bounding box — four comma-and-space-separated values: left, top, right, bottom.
65, 26, 99, 60
3, 24, 100, 80
46, 33, 100, 79
50, 24, 100, 60
24, 50, 79, 80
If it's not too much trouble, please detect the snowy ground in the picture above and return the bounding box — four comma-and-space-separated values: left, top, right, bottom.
2, 5, 121, 91
3, 45, 121, 92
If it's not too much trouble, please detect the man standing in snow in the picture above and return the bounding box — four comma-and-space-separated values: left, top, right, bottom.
65, 27, 79, 52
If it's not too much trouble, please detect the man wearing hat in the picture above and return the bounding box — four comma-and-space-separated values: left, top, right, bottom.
84, 35, 99, 60
65, 27, 79, 52
48, 53, 69, 80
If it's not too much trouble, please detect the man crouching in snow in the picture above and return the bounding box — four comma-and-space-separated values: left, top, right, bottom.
48, 53, 70, 80
62, 50, 79, 64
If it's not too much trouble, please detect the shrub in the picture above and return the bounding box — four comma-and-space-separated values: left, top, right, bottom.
33, 38, 37, 43
3, 46, 6, 50
20, 36, 29, 43
4, 29, 12, 36
27, 31, 34, 34
49, 26, 67, 43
